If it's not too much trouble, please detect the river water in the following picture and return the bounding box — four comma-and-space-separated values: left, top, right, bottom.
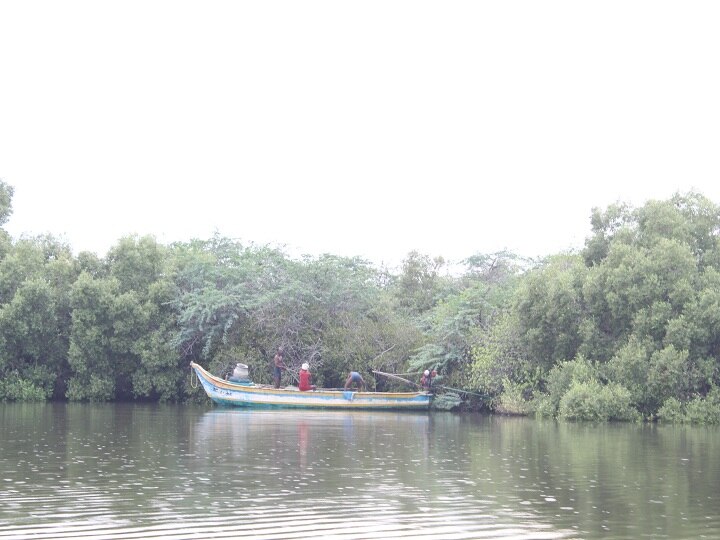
1, 403, 719, 539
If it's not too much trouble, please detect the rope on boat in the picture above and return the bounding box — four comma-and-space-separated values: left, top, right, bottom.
190, 367, 198, 389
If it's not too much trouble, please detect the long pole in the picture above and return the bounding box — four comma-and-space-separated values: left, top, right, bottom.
374, 370, 492, 401
372, 370, 421, 389
284, 367, 299, 384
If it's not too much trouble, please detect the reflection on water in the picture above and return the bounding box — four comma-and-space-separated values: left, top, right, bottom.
1, 403, 719, 539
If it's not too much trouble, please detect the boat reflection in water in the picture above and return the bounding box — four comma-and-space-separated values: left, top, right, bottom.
189, 409, 574, 540
192, 408, 433, 470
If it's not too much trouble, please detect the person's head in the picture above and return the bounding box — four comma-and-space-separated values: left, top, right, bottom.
424, 369, 430, 376
301, 363, 309, 371
277, 347, 284, 355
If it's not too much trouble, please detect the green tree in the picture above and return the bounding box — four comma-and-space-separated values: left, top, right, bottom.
394, 251, 450, 314
170, 238, 423, 391
513, 254, 586, 369
506, 192, 720, 419
66, 273, 148, 401
0, 179, 14, 227
107, 235, 165, 294
0, 235, 77, 401
105, 236, 183, 401
0, 176, 12, 259
583, 202, 634, 266
0, 280, 63, 400
417, 252, 524, 397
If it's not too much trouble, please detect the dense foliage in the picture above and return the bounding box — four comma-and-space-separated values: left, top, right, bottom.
497, 192, 720, 423
0, 178, 718, 423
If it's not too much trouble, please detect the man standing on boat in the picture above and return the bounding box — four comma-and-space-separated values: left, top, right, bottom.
272, 347, 287, 388
420, 369, 436, 391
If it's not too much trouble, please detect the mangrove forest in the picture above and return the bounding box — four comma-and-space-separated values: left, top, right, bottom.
1, 179, 719, 423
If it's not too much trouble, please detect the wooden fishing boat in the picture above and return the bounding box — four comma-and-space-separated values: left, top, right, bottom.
190, 362, 431, 410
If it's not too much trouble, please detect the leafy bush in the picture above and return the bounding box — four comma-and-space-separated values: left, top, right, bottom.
532, 393, 556, 418
495, 378, 534, 415
606, 337, 652, 411
469, 312, 528, 396
544, 356, 599, 414
684, 390, 720, 425
657, 398, 685, 423
432, 392, 463, 410
657, 389, 720, 424
0, 375, 49, 401
558, 380, 639, 421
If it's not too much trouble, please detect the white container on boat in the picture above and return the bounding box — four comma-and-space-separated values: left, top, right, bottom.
233, 363, 249, 379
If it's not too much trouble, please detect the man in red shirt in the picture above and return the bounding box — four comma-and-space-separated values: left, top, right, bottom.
299, 362, 315, 391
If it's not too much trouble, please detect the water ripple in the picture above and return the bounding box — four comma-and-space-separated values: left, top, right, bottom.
3, 405, 720, 539
0, 508, 573, 540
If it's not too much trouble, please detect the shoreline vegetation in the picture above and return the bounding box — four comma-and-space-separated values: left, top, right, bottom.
0, 180, 719, 424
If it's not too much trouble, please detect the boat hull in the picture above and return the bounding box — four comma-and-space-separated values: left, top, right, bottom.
190, 362, 431, 411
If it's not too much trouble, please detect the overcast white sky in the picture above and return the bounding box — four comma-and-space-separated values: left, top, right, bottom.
1, 1, 719, 269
